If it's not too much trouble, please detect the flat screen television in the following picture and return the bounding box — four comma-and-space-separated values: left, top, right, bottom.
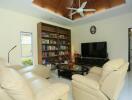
81, 42, 107, 58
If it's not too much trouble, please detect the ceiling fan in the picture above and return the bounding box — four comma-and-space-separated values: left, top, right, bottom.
67, 0, 96, 19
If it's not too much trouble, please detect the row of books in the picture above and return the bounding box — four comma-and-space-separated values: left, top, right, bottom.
59, 35, 66, 39
41, 32, 69, 39
42, 45, 58, 51
59, 46, 68, 50
59, 51, 69, 55
59, 41, 66, 45
42, 59, 52, 64
42, 51, 69, 56
41, 32, 58, 38
42, 52, 57, 57
42, 39, 57, 44
42, 59, 57, 64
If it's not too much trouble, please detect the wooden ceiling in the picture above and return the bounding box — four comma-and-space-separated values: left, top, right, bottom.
33, 0, 125, 20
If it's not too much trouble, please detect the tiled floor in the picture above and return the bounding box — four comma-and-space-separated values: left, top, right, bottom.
118, 73, 129, 100
49, 70, 131, 100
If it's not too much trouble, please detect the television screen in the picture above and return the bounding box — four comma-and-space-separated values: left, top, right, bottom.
81, 42, 107, 58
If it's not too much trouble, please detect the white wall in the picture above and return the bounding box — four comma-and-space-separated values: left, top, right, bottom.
0, 7, 131, 65
0, 8, 70, 65
71, 13, 132, 60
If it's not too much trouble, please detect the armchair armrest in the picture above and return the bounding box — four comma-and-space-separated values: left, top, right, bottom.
72, 74, 100, 90
36, 83, 69, 100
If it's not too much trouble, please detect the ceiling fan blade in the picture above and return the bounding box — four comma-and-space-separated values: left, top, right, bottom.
70, 11, 77, 16
83, 9, 96, 12
69, 11, 77, 19
70, 15, 73, 19
80, 12, 84, 17
80, 1, 87, 9
67, 8, 77, 10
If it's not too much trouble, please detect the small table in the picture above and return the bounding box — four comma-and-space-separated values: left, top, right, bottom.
57, 64, 89, 79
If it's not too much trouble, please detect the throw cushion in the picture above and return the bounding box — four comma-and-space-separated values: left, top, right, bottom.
0, 67, 34, 100
32, 65, 50, 78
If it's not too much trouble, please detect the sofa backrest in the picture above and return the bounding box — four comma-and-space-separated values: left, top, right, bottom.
0, 86, 13, 100
0, 67, 35, 100
100, 58, 128, 100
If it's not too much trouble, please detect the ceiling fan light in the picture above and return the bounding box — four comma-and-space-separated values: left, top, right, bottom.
77, 8, 83, 12
67, 0, 96, 18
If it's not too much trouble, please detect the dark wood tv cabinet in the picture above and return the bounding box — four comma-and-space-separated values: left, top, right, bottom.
75, 57, 109, 67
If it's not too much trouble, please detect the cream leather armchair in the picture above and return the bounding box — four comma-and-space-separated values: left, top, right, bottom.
72, 58, 129, 100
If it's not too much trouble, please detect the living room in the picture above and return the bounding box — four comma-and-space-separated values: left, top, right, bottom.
0, 0, 132, 100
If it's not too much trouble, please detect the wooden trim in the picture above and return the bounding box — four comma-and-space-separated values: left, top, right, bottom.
33, 0, 125, 20
128, 28, 132, 71
37, 23, 42, 64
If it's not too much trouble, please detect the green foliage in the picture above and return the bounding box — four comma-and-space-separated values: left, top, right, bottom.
22, 58, 33, 66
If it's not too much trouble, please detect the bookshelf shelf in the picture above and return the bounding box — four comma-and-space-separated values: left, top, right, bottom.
42, 50, 58, 52
37, 22, 71, 65
42, 56, 59, 58
42, 44, 57, 46
41, 37, 58, 40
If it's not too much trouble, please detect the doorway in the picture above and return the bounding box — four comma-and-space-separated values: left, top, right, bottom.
20, 32, 33, 66
128, 28, 132, 71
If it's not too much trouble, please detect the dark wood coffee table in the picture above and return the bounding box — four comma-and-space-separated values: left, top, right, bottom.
57, 64, 89, 79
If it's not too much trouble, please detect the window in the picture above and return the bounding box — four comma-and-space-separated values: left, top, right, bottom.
20, 32, 33, 66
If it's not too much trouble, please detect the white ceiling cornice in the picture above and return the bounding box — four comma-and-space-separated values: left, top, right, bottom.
0, 0, 131, 26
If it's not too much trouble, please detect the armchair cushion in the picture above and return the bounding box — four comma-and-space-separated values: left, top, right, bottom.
0, 67, 34, 100
72, 74, 100, 90
36, 83, 69, 100
85, 73, 101, 82
89, 66, 102, 75
100, 58, 125, 82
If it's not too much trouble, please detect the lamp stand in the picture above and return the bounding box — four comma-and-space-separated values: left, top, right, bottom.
8, 45, 17, 63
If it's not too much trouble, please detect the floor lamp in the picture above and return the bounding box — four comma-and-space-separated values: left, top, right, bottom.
8, 45, 17, 63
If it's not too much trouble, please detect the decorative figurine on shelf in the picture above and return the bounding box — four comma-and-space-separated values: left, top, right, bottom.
74, 53, 81, 58
68, 60, 74, 69
58, 56, 63, 63
58, 51, 75, 69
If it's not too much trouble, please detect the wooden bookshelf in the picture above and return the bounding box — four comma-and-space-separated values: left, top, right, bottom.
37, 22, 71, 65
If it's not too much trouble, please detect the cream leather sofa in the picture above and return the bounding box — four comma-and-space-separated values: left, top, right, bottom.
0, 58, 69, 100
72, 58, 129, 100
